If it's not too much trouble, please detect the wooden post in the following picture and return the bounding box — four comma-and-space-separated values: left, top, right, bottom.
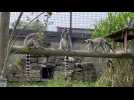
0, 12, 10, 74
112, 40, 116, 53
0, 12, 10, 87
124, 30, 128, 53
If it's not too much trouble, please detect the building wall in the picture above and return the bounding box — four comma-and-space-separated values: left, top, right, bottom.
72, 41, 88, 50
50, 42, 59, 49
15, 40, 24, 45
48, 40, 89, 50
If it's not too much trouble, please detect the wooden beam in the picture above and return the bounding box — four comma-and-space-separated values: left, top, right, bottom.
11, 46, 134, 59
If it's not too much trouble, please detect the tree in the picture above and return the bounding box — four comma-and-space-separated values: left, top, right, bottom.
0, 12, 52, 81
93, 12, 134, 87
93, 12, 134, 38
28, 19, 46, 31
11, 20, 27, 29
12, 20, 46, 31
11, 12, 53, 32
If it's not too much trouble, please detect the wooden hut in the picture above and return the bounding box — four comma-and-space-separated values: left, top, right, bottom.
105, 27, 134, 52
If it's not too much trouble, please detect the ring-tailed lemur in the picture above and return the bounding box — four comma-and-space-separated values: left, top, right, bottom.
59, 28, 74, 81
24, 32, 46, 78
127, 17, 134, 28
84, 37, 113, 53
84, 37, 114, 66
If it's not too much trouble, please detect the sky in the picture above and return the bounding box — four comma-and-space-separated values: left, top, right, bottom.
10, 12, 108, 31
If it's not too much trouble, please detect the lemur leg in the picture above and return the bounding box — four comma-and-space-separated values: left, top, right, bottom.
89, 42, 94, 52
88, 44, 90, 51
107, 59, 114, 72
102, 45, 106, 53
94, 44, 98, 52
33, 39, 40, 48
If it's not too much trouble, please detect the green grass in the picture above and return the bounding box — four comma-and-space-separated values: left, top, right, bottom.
7, 79, 111, 87
7, 80, 98, 87
7, 64, 111, 87
7, 72, 111, 87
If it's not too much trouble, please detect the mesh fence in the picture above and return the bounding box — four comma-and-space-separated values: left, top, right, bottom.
9, 12, 111, 81
10, 12, 108, 31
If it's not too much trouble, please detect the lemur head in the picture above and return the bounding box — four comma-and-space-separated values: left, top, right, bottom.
47, 12, 52, 16
61, 28, 70, 39
84, 39, 93, 44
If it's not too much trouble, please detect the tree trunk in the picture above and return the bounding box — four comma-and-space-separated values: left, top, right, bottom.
0, 12, 10, 74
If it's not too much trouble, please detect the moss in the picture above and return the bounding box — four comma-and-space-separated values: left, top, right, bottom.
22, 47, 30, 52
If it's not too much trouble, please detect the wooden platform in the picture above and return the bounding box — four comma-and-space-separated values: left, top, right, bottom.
105, 27, 134, 42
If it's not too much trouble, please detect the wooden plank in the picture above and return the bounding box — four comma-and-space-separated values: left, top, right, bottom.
105, 27, 134, 41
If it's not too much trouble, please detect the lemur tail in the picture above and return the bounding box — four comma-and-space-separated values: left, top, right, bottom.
25, 54, 31, 78
64, 56, 69, 80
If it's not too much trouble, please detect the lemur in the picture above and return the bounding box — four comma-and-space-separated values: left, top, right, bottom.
127, 17, 134, 28
84, 37, 114, 68
59, 28, 74, 81
24, 32, 48, 78
24, 32, 45, 48
84, 37, 113, 53
59, 28, 72, 51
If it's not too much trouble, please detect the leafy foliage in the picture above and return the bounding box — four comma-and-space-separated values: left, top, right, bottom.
91, 12, 134, 87
12, 20, 46, 31
93, 12, 134, 38
11, 12, 53, 32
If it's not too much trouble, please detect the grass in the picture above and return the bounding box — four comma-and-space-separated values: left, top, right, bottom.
7, 80, 99, 87
7, 71, 111, 87
7, 79, 111, 87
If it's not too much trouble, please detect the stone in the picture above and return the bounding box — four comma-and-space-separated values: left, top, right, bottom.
0, 78, 7, 87
71, 62, 97, 81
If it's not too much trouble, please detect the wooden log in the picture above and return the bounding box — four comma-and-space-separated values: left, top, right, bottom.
10, 46, 134, 59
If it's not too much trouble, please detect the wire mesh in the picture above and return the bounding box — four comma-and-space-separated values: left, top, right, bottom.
9, 12, 111, 81
10, 12, 108, 31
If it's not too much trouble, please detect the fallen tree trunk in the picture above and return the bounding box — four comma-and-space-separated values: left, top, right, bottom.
11, 46, 134, 58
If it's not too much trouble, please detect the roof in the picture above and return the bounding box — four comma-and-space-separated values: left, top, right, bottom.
105, 27, 134, 42
57, 27, 94, 31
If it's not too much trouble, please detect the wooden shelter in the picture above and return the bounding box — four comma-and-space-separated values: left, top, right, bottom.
105, 27, 134, 52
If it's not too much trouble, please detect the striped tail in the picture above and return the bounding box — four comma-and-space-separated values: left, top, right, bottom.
25, 54, 31, 79
64, 56, 70, 81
